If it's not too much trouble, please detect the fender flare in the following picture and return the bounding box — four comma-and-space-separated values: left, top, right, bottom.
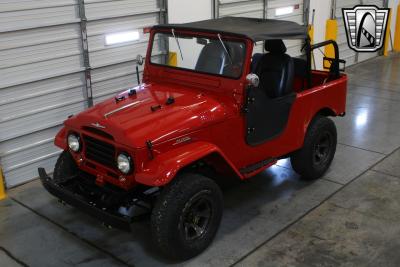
54, 127, 68, 149
304, 107, 338, 134
135, 141, 242, 187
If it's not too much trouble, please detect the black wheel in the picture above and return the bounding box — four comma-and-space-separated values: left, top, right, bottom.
53, 150, 78, 183
291, 115, 337, 180
151, 173, 223, 260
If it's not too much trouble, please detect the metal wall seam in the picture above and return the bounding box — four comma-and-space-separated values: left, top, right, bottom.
78, 0, 94, 107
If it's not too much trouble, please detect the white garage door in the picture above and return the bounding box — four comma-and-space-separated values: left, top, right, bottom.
0, 0, 165, 188
217, 0, 308, 56
336, 0, 387, 67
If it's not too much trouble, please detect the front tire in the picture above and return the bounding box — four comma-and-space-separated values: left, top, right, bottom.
291, 115, 337, 180
53, 150, 78, 183
151, 173, 223, 260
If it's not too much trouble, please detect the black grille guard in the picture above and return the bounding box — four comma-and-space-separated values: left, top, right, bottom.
38, 168, 134, 231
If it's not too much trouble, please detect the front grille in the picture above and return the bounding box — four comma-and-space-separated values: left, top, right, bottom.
83, 135, 116, 169
82, 126, 114, 140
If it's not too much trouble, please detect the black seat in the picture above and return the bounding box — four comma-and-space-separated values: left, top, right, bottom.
293, 57, 307, 90
251, 53, 263, 73
293, 57, 307, 78
222, 42, 245, 77
195, 42, 226, 75
255, 40, 294, 98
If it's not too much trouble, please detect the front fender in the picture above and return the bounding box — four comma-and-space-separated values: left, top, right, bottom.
135, 141, 241, 187
54, 127, 68, 149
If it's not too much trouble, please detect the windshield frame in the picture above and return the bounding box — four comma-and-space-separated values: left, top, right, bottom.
148, 29, 248, 80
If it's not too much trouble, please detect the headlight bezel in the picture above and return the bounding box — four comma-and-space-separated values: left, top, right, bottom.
117, 152, 133, 175
67, 133, 81, 152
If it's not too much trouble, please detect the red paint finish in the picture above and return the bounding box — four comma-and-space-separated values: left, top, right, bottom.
54, 28, 347, 190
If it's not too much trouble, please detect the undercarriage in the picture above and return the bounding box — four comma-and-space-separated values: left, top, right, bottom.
38, 168, 157, 231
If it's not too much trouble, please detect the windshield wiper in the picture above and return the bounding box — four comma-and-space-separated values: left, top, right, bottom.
217, 33, 233, 65
171, 29, 184, 61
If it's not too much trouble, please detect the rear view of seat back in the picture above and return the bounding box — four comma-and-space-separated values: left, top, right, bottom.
195, 42, 226, 75
293, 57, 308, 90
255, 40, 294, 98
251, 53, 263, 73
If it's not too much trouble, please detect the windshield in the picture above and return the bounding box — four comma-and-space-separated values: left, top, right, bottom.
150, 31, 246, 79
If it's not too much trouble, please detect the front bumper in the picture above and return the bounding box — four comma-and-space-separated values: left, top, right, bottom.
38, 168, 133, 231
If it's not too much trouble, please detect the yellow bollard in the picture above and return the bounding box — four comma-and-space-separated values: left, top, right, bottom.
0, 168, 7, 201
309, 24, 316, 69
384, 9, 392, 56
394, 5, 400, 52
168, 52, 177, 67
309, 25, 314, 45
324, 19, 338, 69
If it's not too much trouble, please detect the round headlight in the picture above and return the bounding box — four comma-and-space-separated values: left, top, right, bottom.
67, 134, 81, 152
117, 153, 132, 174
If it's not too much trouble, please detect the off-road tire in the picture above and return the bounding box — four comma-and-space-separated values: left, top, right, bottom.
291, 115, 337, 180
53, 150, 78, 183
151, 173, 223, 261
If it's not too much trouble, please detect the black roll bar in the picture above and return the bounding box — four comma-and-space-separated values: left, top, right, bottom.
310, 40, 342, 79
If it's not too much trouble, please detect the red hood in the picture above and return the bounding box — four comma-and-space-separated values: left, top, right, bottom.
65, 82, 228, 148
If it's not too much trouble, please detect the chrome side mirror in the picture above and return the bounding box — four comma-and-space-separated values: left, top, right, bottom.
246, 73, 259, 87
136, 54, 144, 66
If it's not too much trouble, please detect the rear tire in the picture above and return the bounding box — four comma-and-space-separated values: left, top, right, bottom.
291, 115, 337, 180
151, 173, 223, 261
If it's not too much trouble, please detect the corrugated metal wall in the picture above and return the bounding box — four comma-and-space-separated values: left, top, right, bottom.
336, 0, 387, 67
217, 0, 309, 56
0, 1, 86, 187
0, 0, 164, 188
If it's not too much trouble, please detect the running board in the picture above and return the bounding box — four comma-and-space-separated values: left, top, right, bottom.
240, 158, 276, 175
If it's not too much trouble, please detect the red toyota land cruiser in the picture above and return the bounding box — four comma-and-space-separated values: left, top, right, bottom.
39, 17, 347, 260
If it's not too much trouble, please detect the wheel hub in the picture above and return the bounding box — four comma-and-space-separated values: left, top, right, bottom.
182, 192, 212, 241
313, 132, 332, 165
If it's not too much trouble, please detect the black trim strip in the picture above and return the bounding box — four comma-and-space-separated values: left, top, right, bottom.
240, 158, 276, 174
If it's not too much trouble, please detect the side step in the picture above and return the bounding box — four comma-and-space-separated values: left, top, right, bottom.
240, 158, 276, 175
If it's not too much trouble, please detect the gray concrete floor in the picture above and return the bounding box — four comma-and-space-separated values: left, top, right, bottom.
1, 53, 400, 267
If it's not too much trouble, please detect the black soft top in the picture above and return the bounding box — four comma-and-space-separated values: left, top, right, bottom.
153, 17, 308, 42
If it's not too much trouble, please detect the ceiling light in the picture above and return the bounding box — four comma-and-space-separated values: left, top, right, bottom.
275, 6, 294, 16
105, 31, 140, 45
